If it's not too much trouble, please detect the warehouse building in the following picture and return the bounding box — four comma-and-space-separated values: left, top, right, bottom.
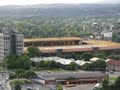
35, 71, 108, 85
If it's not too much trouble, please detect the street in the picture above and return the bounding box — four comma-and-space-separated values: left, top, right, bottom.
0, 73, 8, 90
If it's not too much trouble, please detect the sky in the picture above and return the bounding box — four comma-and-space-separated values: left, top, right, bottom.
0, 0, 120, 6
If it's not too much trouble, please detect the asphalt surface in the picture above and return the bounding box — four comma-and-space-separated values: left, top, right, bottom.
107, 71, 120, 77
63, 84, 96, 90
21, 84, 50, 90
21, 83, 96, 90
0, 73, 8, 90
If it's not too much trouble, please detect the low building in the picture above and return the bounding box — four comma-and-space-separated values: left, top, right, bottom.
101, 30, 112, 40
36, 71, 108, 85
106, 59, 120, 71
30, 57, 90, 68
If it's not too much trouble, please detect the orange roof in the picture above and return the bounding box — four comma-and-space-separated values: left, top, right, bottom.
24, 37, 83, 43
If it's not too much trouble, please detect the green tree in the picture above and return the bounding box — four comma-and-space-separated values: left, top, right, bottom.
9, 73, 17, 79
14, 83, 22, 90
6, 54, 17, 69
16, 54, 30, 70
39, 60, 46, 68
6, 54, 30, 70
15, 69, 25, 78
27, 46, 40, 58
96, 53, 106, 59
24, 70, 37, 79
114, 76, 120, 90
56, 84, 63, 90
81, 52, 94, 61
68, 62, 78, 70
102, 80, 109, 90
49, 61, 57, 68
92, 59, 106, 71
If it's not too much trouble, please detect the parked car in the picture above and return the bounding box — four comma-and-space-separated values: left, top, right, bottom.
27, 87, 33, 90
0, 82, 2, 86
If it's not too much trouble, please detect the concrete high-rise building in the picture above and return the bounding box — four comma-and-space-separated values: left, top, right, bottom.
0, 28, 24, 60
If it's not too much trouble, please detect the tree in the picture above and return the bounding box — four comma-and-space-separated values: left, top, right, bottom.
102, 80, 109, 90
15, 69, 25, 78
9, 73, 17, 79
68, 62, 78, 70
39, 60, 46, 68
6, 54, 17, 69
24, 70, 37, 79
27, 46, 40, 58
95, 53, 106, 59
64, 53, 71, 59
56, 84, 63, 90
6, 54, 30, 70
83, 59, 106, 71
91, 59, 106, 71
81, 52, 94, 61
14, 83, 22, 90
49, 61, 57, 68
114, 76, 120, 90
16, 54, 30, 70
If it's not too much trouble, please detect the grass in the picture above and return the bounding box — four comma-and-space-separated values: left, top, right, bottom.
109, 77, 117, 81
86, 40, 120, 46
11, 79, 33, 85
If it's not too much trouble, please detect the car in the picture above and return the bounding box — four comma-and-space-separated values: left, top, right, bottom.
94, 83, 100, 88
27, 87, 33, 90
6, 77, 9, 80
1, 86, 4, 89
0, 82, 2, 86
33, 87, 39, 90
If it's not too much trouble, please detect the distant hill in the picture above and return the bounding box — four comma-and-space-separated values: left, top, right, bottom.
0, 4, 120, 18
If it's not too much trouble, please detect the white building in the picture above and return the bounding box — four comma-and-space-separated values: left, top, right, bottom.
101, 31, 113, 40
0, 28, 24, 60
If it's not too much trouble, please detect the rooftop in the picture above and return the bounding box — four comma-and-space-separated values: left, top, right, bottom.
24, 37, 83, 42
31, 57, 91, 66
107, 59, 120, 67
38, 71, 107, 80
90, 57, 100, 62
24, 40, 120, 53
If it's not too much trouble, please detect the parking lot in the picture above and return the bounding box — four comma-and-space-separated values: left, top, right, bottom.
21, 83, 50, 90
63, 84, 96, 90
21, 83, 96, 90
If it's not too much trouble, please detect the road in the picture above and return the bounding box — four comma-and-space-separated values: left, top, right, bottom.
0, 73, 8, 90
107, 71, 120, 77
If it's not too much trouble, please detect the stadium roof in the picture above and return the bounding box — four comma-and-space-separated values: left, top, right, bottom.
24, 37, 83, 43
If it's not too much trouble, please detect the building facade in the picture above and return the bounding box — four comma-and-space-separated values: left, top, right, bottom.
0, 28, 24, 60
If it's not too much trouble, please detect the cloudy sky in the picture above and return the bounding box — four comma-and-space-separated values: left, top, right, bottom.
0, 0, 120, 6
